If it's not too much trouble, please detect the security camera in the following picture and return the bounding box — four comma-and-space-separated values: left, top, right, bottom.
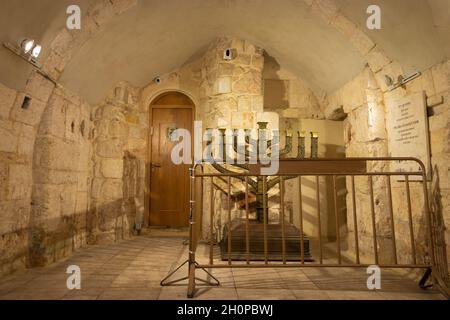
223, 48, 235, 60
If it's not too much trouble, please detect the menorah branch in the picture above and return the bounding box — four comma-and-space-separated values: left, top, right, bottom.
204, 123, 319, 223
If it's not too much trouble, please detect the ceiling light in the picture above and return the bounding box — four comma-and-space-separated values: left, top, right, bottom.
21, 39, 34, 54
31, 44, 42, 58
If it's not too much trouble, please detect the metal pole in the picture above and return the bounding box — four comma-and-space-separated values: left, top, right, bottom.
187, 167, 196, 298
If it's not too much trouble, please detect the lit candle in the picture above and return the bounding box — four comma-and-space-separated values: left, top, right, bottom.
257, 122, 268, 130
286, 129, 293, 138
310, 132, 319, 159
298, 131, 306, 159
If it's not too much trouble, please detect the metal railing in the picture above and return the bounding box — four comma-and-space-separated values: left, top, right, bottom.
162, 157, 447, 298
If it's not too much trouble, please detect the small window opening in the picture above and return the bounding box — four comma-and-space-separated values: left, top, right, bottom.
21, 96, 31, 110
80, 120, 86, 137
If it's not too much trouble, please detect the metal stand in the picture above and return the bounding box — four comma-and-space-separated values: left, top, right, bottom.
419, 267, 433, 289
160, 166, 220, 298
160, 259, 220, 287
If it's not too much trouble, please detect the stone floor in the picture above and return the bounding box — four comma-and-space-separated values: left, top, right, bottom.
0, 232, 446, 300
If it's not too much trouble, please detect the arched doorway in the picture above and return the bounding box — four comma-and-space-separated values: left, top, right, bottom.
148, 92, 194, 227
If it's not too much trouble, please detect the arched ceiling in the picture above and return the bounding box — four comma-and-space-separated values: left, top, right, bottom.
336, 0, 449, 75
0, 0, 449, 104
60, 0, 366, 103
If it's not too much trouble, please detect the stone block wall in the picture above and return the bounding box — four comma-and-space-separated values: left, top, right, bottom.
0, 70, 56, 274
90, 82, 146, 244
326, 60, 450, 265
197, 37, 264, 238
0, 0, 140, 275
30, 86, 92, 267
199, 37, 265, 129
381, 60, 450, 265
139, 37, 329, 242
397, 60, 450, 263
263, 53, 325, 121
1, 71, 147, 274
329, 68, 394, 264
0, 70, 94, 271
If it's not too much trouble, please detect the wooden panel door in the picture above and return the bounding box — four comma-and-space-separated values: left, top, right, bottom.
150, 107, 192, 227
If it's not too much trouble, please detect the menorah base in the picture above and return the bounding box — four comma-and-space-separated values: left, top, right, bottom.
220, 219, 312, 261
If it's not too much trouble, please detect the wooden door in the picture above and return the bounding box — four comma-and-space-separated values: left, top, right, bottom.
149, 95, 193, 227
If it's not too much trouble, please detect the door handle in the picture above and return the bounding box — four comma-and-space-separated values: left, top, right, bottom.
151, 163, 161, 168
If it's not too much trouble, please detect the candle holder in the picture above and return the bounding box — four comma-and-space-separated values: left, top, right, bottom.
297, 131, 306, 159
311, 132, 319, 159
205, 123, 319, 261
207, 123, 319, 222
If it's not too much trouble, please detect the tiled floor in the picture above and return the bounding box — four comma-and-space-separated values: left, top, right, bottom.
0, 233, 446, 300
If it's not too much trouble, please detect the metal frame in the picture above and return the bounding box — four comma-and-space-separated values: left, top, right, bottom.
162, 157, 447, 298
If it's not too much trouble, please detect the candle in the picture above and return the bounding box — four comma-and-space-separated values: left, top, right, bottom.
286, 129, 293, 138
257, 122, 268, 130
298, 131, 306, 159
310, 131, 319, 159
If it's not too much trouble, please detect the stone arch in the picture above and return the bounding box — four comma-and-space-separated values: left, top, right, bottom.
145, 89, 198, 115
302, 0, 397, 91
42, 0, 139, 80
40, 0, 396, 102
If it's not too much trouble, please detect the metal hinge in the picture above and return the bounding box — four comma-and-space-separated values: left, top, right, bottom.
150, 126, 154, 136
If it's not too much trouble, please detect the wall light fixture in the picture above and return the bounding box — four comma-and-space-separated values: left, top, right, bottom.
2, 39, 57, 85
3, 37, 43, 65
21, 39, 35, 54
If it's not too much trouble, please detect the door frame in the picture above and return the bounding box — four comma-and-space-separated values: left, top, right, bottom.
146, 91, 195, 227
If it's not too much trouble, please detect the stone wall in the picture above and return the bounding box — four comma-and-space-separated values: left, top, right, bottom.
427, 61, 450, 262
0, 74, 148, 274
325, 60, 450, 264
326, 67, 394, 263
0, 70, 56, 274
90, 82, 146, 244
30, 86, 92, 267
303, 0, 450, 264
263, 53, 325, 121
0, 0, 141, 275
198, 37, 266, 238
384, 60, 450, 265
390, 60, 450, 263
298, 0, 450, 265
0, 0, 139, 276
199, 37, 265, 129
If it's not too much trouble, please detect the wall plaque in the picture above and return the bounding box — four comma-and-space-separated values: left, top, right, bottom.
386, 91, 431, 180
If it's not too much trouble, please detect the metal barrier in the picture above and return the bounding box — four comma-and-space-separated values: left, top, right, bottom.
162, 157, 448, 298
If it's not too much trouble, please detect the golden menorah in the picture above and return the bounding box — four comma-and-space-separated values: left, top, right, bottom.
206, 121, 318, 223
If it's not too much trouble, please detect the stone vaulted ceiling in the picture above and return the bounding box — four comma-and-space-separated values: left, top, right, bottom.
0, 0, 449, 104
